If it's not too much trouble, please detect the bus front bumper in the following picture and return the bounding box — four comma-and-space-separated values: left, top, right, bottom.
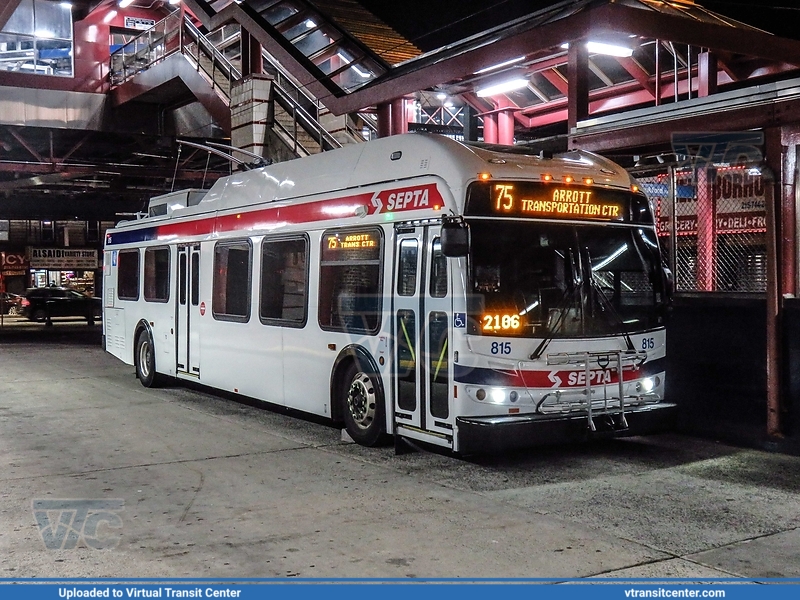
455, 402, 677, 454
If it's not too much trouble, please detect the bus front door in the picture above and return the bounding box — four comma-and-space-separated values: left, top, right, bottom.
177, 245, 201, 377
393, 225, 454, 448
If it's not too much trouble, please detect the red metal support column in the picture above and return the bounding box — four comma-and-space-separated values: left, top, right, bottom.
241, 33, 263, 77
567, 41, 589, 132
391, 97, 408, 135
377, 102, 392, 138
482, 113, 498, 143
764, 127, 784, 436
697, 51, 718, 98
695, 167, 715, 291
497, 108, 515, 145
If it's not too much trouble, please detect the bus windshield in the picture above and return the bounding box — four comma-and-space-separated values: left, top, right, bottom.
467, 220, 668, 338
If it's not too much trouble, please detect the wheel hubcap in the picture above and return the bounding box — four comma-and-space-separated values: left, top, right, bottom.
139, 340, 151, 378
347, 372, 376, 431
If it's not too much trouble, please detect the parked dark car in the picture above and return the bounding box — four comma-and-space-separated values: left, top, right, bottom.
21, 287, 102, 325
0, 292, 22, 315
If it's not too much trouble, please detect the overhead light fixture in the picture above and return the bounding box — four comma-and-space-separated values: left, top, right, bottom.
118, 0, 135, 7
476, 78, 528, 97
561, 41, 634, 58
35, 29, 55, 39
474, 56, 525, 75
169, 0, 180, 4
305, 19, 316, 28
436, 92, 447, 101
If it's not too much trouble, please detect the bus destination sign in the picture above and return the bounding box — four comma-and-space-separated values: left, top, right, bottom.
466, 181, 639, 222
322, 229, 382, 262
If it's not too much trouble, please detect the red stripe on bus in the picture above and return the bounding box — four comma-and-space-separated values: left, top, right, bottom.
493, 367, 643, 388
153, 184, 445, 241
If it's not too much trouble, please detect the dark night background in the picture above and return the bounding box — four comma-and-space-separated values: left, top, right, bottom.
356, 0, 800, 51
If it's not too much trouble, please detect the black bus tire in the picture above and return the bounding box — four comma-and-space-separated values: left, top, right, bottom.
32, 308, 47, 323
340, 362, 385, 447
135, 331, 161, 388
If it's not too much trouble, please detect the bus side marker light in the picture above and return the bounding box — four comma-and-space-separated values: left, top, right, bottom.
584, 177, 594, 185
509, 407, 520, 414
453, 385, 457, 398
328, 343, 337, 351
563, 175, 574, 184
541, 174, 553, 182
479, 172, 492, 181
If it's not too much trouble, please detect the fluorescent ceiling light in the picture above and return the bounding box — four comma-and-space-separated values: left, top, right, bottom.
305, 19, 316, 28
474, 56, 525, 75
561, 41, 633, 58
476, 78, 528, 97
118, 0, 135, 7
587, 41, 633, 57
436, 92, 447, 100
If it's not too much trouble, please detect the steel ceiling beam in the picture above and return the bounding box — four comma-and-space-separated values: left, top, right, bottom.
0, 0, 22, 32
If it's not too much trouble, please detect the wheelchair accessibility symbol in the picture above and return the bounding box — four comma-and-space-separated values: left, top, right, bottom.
453, 312, 466, 328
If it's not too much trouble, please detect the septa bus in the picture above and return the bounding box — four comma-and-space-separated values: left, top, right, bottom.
103, 133, 675, 453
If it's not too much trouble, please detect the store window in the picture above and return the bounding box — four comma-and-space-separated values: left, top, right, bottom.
0, 0, 74, 77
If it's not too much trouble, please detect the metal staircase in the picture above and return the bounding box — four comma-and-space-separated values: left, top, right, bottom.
109, 12, 375, 159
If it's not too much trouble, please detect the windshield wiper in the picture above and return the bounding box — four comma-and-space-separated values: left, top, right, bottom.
530, 248, 582, 360
585, 250, 635, 352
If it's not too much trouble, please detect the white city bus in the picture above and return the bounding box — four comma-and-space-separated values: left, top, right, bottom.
103, 133, 675, 453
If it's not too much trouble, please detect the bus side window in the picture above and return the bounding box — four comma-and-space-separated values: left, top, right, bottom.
397, 239, 418, 296
212, 240, 252, 322
260, 237, 308, 326
144, 247, 170, 303
430, 237, 447, 298
319, 228, 383, 334
117, 249, 140, 301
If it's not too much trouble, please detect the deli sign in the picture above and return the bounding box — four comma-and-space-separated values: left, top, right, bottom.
28, 248, 98, 269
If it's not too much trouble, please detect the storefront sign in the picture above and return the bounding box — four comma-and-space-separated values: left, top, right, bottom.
28, 248, 98, 269
655, 167, 766, 236
1, 252, 29, 275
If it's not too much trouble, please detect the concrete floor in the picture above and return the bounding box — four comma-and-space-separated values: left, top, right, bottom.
1, 319, 800, 579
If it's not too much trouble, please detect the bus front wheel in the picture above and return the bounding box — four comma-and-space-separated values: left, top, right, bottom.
341, 363, 385, 447
135, 331, 161, 388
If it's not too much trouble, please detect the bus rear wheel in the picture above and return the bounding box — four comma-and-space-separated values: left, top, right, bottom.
341, 363, 385, 447
135, 331, 161, 388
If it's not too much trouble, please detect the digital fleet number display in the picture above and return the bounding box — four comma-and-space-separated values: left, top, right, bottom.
466, 181, 649, 223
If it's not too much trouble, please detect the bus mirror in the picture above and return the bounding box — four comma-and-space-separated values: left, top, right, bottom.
441, 219, 470, 257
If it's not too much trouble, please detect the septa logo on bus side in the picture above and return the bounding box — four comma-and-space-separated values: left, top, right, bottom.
369, 183, 444, 214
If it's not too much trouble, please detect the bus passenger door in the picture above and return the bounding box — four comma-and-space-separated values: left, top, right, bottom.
422, 228, 454, 440
176, 245, 201, 377
392, 225, 454, 447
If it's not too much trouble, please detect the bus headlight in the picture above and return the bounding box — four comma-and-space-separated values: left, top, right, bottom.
637, 377, 655, 393
490, 388, 505, 403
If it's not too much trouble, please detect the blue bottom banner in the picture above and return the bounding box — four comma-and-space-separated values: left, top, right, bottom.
0, 582, 798, 600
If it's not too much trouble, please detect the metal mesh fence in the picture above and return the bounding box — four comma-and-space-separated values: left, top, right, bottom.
635, 166, 767, 293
